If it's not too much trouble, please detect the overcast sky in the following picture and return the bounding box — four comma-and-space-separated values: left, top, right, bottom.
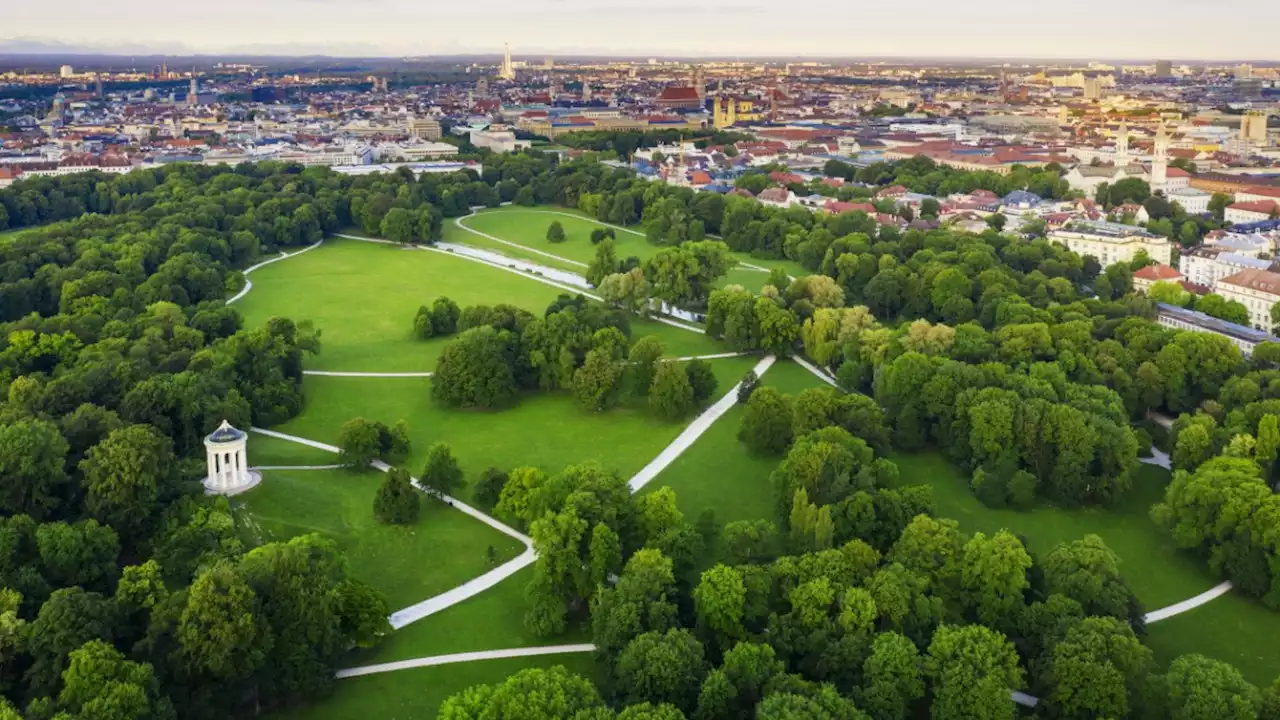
5, 0, 1278, 61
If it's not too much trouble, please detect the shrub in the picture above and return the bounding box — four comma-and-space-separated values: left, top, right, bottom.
373, 468, 420, 524
971, 468, 1008, 509
686, 359, 718, 407
1008, 470, 1038, 510
547, 221, 566, 243
737, 370, 760, 405
474, 467, 509, 509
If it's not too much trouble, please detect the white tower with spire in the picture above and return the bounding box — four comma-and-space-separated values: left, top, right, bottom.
1151, 123, 1170, 189
1116, 121, 1130, 164
498, 43, 515, 81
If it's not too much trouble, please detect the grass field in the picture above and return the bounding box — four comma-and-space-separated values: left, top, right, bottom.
643, 359, 830, 528
451, 206, 807, 286
892, 453, 1215, 609
460, 208, 661, 266
235, 238, 566, 373
247, 433, 344, 466
284, 653, 600, 720
237, 468, 523, 609
1143, 591, 1280, 686
272, 356, 758, 505
347, 564, 590, 666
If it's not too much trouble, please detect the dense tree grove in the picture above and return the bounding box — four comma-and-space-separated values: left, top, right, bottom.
9, 150, 1280, 719
0, 163, 407, 717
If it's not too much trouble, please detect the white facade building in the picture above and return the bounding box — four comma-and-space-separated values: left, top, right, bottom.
1049, 221, 1173, 267
1216, 269, 1280, 330
1166, 187, 1211, 214
1180, 246, 1275, 290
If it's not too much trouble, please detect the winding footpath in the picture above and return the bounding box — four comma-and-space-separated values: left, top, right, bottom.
248, 427, 536, 630
629, 354, 776, 492
229, 221, 1241, 702
225, 240, 326, 305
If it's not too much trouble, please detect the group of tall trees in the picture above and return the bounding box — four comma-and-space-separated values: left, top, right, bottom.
430, 295, 717, 421
0, 164, 391, 718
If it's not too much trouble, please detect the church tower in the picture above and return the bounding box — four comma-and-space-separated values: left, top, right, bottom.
1151, 123, 1170, 189
1115, 121, 1130, 164
188, 70, 198, 106
692, 65, 706, 103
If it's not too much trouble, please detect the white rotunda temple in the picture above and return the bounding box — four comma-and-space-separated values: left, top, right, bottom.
203, 420, 261, 495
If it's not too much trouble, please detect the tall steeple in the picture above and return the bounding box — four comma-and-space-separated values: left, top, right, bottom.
499, 43, 515, 81
1151, 123, 1170, 189
1115, 121, 1130, 164
188, 69, 198, 106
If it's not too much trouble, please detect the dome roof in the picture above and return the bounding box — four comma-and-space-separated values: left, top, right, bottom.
206, 420, 246, 443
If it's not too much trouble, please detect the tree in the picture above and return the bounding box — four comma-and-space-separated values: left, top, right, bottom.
474, 467, 509, 509
421, 443, 464, 497
1046, 616, 1153, 719
58, 639, 174, 720
431, 297, 461, 335
433, 326, 520, 409
756, 299, 800, 355
1209, 193, 1233, 221
615, 629, 707, 712
79, 424, 177, 541
1166, 654, 1261, 720
960, 531, 1032, 626
925, 624, 1023, 720
413, 304, 436, 339
380, 207, 417, 243
177, 563, 266, 683
0, 419, 69, 519
374, 467, 420, 524
920, 197, 941, 219
437, 665, 604, 719
587, 238, 620, 287
737, 370, 760, 405
1042, 535, 1137, 622
739, 387, 794, 455
574, 342, 627, 413
685, 359, 718, 407
547, 221, 567, 243
628, 336, 666, 396
337, 417, 382, 470
986, 214, 1007, 231
26, 588, 119, 697
858, 632, 924, 720
650, 362, 695, 421
693, 565, 747, 651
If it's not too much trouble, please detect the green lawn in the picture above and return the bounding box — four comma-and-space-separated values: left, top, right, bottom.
235, 238, 567, 373
281, 653, 600, 720
629, 317, 724, 359
272, 357, 757, 506
893, 453, 1216, 609
461, 208, 660, 266
236, 468, 522, 609
452, 206, 809, 285
642, 359, 830, 528
347, 564, 590, 667
1144, 591, 1280, 686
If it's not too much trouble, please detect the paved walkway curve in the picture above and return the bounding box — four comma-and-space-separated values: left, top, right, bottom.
225, 240, 326, 305
454, 215, 588, 269
250, 464, 345, 471
791, 355, 841, 389
335, 644, 596, 679
303, 370, 435, 378
629, 355, 776, 492
247, 427, 535, 630
1144, 580, 1234, 623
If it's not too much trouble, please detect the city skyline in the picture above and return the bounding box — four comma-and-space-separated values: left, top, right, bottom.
4, 0, 1279, 62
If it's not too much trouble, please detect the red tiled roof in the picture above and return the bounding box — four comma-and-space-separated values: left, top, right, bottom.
1229, 201, 1279, 214
657, 86, 701, 101
1134, 264, 1183, 281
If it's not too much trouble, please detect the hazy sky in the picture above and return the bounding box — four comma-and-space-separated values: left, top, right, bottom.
5, 0, 1278, 60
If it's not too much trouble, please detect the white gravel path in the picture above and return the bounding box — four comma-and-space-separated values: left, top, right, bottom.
250, 464, 345, 471
335, 644, 596, 679
247, 427, 535, 630
454, 215, 589, 268
225, 240, 326, 305
791, 355, 841, 388
628, 354, 777, 492
1144, 580, 1234, 623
